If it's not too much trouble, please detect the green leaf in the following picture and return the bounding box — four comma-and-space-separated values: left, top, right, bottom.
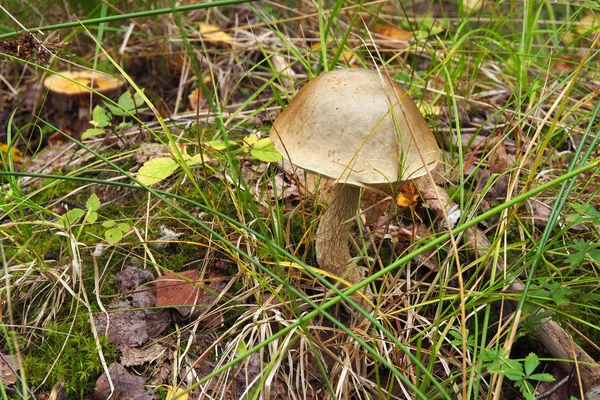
118, 90, 145, 112
551, 287, 571, 306
105, 228, 123, 243
136, 157, 179, 186
250, 138, 283, 162
90, 105, 111, 128
505, 371, 525, 381
103, 101, 126, 116
102, 220, 116, 228
60, 208, 86, 227
589, 249, 600, 263
205, 140, 229, 150
86, 211, 98, 224
86, 194, 101, 211
81, 128, 106, 140
566, 239, 593, 265
242, 133, 259, 149
528, 373, 555, 382
187, 153, 209, 166
117, 223, 130, 232
524, 353, 540, 376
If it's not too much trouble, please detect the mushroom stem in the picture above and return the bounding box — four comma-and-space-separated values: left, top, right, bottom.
315, 184, 365, 290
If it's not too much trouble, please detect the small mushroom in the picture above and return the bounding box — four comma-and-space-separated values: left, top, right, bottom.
43, 71, 124, 121
270, 68, 440, 304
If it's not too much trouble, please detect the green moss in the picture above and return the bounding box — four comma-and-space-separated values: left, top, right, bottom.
22, 316, 117, 398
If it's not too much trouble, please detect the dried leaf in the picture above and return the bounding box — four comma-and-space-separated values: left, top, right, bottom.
188, 75, 212, 111
92, 363, 156, 400
375, 23, 413, 43
198, 22, 234, 48
188, 87, 206, 111
155, 270, 223, 325
121, 344, 168, 367
0, 143, 23, 163
396, 182, 419, 207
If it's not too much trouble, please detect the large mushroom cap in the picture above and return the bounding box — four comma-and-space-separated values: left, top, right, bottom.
270, 68, 440, 187
43, 71, 125, 98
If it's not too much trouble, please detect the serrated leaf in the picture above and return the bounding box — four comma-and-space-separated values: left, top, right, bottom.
136, 157, 179, 186
105, 228, 123, 243
505, 372, 525, 381
102, 220, 116, 228
524, 353, 540, 376
60, 208, 86, 227
81, 128, 106, 140
551, 287, 571, 306
86, 211, 98, 224
250, 138, 282, 162
86, 194, 101, 211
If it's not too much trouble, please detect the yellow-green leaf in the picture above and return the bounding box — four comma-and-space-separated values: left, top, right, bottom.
250, 138, 282, 162
136, 157, 179, 186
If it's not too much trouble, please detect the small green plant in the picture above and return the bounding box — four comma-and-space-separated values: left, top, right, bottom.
58, 193, 130, 243
134, 133, 281, 187
81, 90, 147, 140
481, 349, 554, 400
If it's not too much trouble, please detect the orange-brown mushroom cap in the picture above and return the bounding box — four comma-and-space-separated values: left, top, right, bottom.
43, 71, 124, 98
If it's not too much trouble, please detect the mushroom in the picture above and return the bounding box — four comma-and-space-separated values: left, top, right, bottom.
270, 68, 440, 303
43, 71, 124, 121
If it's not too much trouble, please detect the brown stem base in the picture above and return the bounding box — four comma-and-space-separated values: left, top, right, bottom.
315, 184, 372, 306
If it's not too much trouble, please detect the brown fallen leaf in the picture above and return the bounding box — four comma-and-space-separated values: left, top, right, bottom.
92, 362, 156, 400
155, 270, 224, 326
120, 344, 168, 367
94, 267, 171, 348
